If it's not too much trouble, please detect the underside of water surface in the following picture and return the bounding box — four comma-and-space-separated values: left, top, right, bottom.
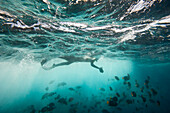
0, 0, 170, 113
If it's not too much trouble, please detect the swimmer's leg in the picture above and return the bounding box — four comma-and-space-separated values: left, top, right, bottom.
90, 60, 104, 73
52, 62, 72, 67
41, 59, 72, 70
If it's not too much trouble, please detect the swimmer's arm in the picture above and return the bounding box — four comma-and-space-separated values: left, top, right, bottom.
90, 60, 104, 73
90, 60, 99, 69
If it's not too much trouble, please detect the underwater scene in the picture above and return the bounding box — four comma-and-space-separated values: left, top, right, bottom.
0, 0, 170, 113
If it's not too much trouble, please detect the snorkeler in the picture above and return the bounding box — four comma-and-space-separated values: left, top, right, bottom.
41, 56, 104, 73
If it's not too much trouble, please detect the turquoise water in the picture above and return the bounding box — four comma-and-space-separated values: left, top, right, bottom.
0, 0, 170, 113
0, 60, 170, 113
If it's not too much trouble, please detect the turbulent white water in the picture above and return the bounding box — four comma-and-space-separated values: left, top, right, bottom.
0, 0, 169, 63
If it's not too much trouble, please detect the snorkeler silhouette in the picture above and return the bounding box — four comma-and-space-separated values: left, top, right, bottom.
41, 56, 104, 73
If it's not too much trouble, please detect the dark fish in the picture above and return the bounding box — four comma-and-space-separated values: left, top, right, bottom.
135, 80, 140, 88
54, 94, 60, 100
147, 91, 152, 98
126, 99, 133, 104
118, 98, 124, 104
136, 107, 143, 111
23, 105, 36, 113
145, 80, 149, 84
135, 83, 140, 88
157, 100, 160, 106
112, 97, 118, 101
136, 107, 139, 111
123, 81, 128, 85
146, 85, 149, 89
58, 98, 67, 105
107, 100, 118, 107
69, 108, 77, 113
48, 92, 56, 96
70, 102, 79, 107
144, 81, 149, 85
102, 109, 110, 113
150, 88, 158, 96
49, 102, 54, 106
88, 109, 91, 113
57, 82, 67, 87
99, 88, 105, 91
127, 82, 131, 89
116, 93, 120, 97
131, 91, 136, 97
122, 74, 130, 81
45, 87, 49, 91
141, 95, 146, 102
40, 103, 55, 113
107, 96, 118, 107
76, 86, 82, 89
140, 87, 144, 92
115, 76, 120, 81
147, 76, 150, 80
109, 86, 113, 91
41, 92, 56, 100
49, 80, 55, 84
149, 99, 155, 103
83, 105, 87, 108
122, 92, 126, 97
69, 87, 75, 91
40, 106, 49, 113
68, 97, 74, 102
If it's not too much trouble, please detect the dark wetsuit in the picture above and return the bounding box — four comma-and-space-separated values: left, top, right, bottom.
41, 56, 104, 73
